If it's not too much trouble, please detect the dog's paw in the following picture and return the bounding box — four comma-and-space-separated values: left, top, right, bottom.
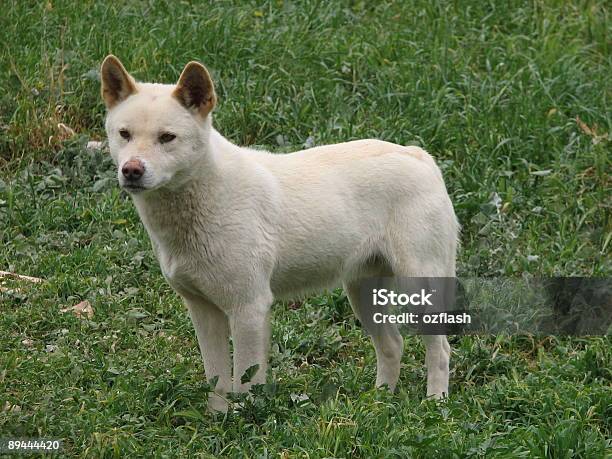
207, 393, 229, 414
426, 391, 448, 401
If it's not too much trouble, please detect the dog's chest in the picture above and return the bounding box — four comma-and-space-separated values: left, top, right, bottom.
153, 235, 212, 294
136, 199, 215, 292
134, 190, 276, 308
157, 247, 188, 285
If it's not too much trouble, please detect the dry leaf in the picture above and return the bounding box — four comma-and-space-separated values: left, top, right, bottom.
2, 402, 21, 413
21, 338, 34, 347
86, 140, 105, 151
576, 116, 609, 144
60, 300, 94, 319
576, 116, 594, 136
57, 123, 76, 140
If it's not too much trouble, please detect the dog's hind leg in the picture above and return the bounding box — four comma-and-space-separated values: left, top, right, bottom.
344, 279, 404, 391
384, 210, 456, 399
390, 269, 452, 399
422, 334, 450, 399
185, 296, 232, 413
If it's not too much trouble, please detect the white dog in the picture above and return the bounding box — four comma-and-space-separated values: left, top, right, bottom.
101, 56, 458, 412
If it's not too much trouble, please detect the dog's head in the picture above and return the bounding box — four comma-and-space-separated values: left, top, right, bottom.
101, 55, 216, 193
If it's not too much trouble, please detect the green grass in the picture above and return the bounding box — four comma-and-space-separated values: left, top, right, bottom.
0, 0, 610, 457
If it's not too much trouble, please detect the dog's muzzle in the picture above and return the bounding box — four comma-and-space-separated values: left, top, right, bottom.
121, 159, 147, 192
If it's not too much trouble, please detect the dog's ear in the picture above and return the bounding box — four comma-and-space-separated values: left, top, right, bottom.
173, 62, 216, 117
101, 55, 137, 109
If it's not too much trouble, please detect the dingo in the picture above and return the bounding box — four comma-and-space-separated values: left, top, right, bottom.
101, 56, 458, 412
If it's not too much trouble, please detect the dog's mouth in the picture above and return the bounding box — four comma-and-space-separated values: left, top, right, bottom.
122, 184, 148, 193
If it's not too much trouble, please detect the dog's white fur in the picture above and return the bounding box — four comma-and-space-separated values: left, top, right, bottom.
101, 56, 458, 412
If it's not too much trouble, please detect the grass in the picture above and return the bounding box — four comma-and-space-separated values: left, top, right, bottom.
0, 0, 610, 457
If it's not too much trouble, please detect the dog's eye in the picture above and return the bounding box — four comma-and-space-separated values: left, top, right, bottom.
119, 129, 131, 141
159, 133, 176, 144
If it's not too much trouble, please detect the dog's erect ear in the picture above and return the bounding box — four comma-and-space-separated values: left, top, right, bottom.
100, 55, 137, 109
173, 62, 216, 117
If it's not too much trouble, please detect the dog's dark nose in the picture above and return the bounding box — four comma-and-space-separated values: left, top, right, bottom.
122, 159, 145, 181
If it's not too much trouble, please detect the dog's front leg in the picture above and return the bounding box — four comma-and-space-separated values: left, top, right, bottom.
229, 302, 272, 393
185, 297, 232, 413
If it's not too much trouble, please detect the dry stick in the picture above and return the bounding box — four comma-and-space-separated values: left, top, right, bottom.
0, 271, 43, 283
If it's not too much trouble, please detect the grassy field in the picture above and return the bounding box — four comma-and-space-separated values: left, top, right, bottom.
1, 0, 610, 457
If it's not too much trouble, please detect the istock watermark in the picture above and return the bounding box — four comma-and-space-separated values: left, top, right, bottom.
358, 277, 611, 336
372, 310, 472, 325
372, 288, 434, 306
